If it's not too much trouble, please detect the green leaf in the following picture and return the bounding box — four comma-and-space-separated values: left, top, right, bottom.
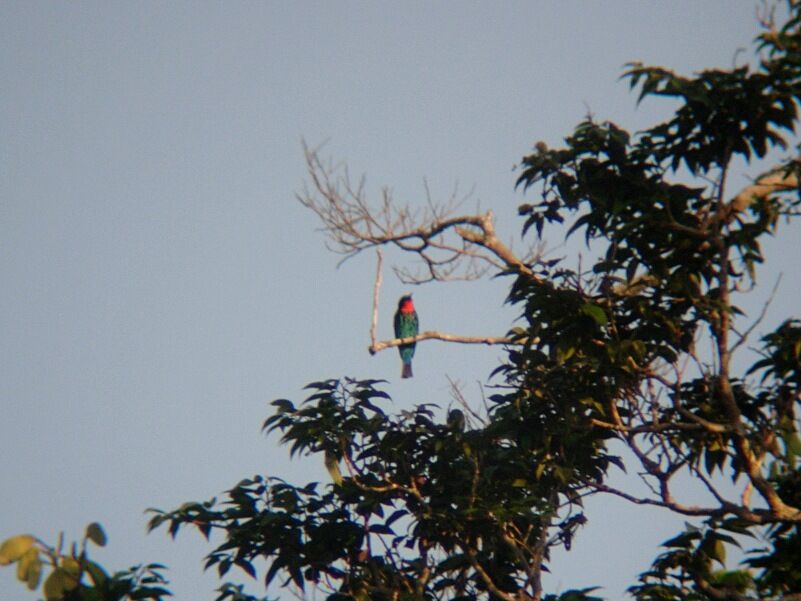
556, 344, 576, 364
713, 538, 726, 566
324, 452, 343, 485
235, 559, 257, 579
86, 522, 107, 547
271, 399, 295, 414
703, 537, 726, 567
710, 570, 754, 592
787, 433, 801, 459
580, 303, 608, 326
86, 560, 108, 586
24, 555, 41, 591
0, 535, 35, 565
607, 455, 626, 473
61, 556, 81, 584
663, 529, 700, 548
16, 548, 39, 586
43, 568, 67, 601
130, 585, 171, 599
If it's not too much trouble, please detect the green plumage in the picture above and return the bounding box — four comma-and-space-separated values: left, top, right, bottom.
394, 295, 419, 378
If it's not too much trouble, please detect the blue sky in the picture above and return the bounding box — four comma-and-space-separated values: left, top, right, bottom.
2, 2, 799, 600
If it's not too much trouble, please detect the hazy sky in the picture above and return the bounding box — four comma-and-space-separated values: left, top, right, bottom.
2, 2, 799, 600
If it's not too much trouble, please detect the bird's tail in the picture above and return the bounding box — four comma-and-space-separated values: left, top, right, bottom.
402, 362, 413, 379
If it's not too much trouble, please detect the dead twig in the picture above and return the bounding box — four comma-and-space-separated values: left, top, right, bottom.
370, 249, 383, 349
369, 331, 514, 355
298, 141, 542, 285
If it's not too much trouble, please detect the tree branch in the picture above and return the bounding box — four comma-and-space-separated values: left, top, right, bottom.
462, 545, 517, 601
370, 249, 383, 349
728, 163, 800, 216
369, 331, 514, 355
298, 141, 543, 284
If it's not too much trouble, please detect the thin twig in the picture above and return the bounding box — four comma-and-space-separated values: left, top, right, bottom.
730, 273, 782, 353
446, 376, 488, 427
728, 163, 799, 216
369, 331, 516, 355
370, 249, 383, 348
298, 141, 543, 284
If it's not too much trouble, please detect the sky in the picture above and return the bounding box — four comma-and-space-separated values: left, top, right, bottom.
1, 2, 800, 600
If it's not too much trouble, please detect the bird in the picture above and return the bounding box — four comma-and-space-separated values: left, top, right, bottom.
394, 294, 419, 378
447, 409, 465, 431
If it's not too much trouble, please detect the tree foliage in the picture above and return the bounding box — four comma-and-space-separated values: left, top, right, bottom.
0, 524, 170, 601
4, 3, 801, 601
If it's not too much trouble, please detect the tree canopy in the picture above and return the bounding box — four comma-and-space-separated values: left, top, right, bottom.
3, 3, 801, 601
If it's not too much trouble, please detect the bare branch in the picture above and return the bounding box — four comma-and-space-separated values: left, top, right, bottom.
446, 376, 488, 428
730, 273, 782, 353
462, 545, 517, 601
586, 480, 781, 522
370, 249, 383, 349
298, 141, 541, 284
728, 162, 800, 216
369, 331, 515, 356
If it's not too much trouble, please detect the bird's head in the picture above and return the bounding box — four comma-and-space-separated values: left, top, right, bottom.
398, 293, 414, 312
